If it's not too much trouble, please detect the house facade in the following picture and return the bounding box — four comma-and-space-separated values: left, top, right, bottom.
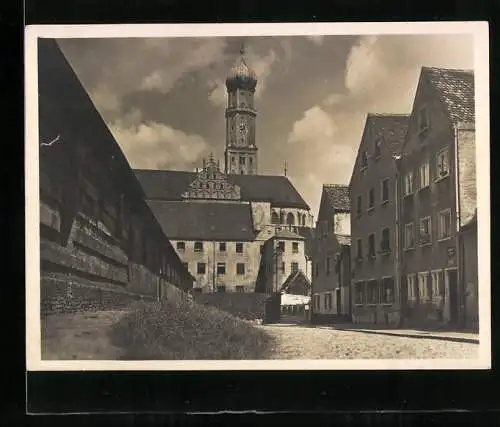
38, 39, 194, 316
349, 114, 409, 325
398, 67, 476, 328
311, 184, 352, 323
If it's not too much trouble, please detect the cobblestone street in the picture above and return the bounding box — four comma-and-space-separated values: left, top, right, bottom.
261, 323, 479, 359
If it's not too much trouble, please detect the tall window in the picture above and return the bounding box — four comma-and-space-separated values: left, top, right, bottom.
419, 216, 432, 245
356, 195, 362, 216
368, 233, 376, 258
436, 147, 450, 179
278, 241, 285, 252
291, 262, 299, 274
418, 106, 429, 132
382, 277, 395, 304
194, 241, 203, 252
381, 179, 389, 203
219, 242, 226, 252
407, 274, 416, 301
235, 242, 244, 253
431, 270, 444, 299
418, 272, 429, 301
176, 241, 185, 252
381, 228, 390, 252
403, 172, 413, 196
271, 211, 279, 224
197, 262, 206, 275
367, 280, 379, 304
419, 160, 430, 189
361, 151, 368, 169
404, 223, 415, 250
236, 263, 245, 275
286, 212, 295, 226
438, 209, 452, 240
292, 242, 299, 253
374, 138, 382, 159
368, 188, 375, 210
355, 282, 365, 304
239, 156, 246, 165
356, 238, 363, 259
217, 262, 226, 275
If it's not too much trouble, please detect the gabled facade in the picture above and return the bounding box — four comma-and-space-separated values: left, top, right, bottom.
398, 67, 476, 328
311, 184, 352, 323
349, 114, 409, 325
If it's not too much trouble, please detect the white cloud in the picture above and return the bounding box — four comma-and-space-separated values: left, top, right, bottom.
287, 106, 337, 145
109, 114, 208, 170
207, 78, 227, 107
90, 83, 121, 113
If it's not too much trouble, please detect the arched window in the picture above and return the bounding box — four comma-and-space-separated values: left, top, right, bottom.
279, 212, 285, 224
287, 212, 295, 225
271, 211, 279, 224
302, 214, 306, 226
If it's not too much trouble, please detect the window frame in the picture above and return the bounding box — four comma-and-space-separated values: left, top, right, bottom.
291, 262, 299, 274
437, 208, 452, 241
407, 274, 416, 301
216, 262, 226, 275
236, 262, 245, 275
368, 232, 376, 258
292, 241, 299, 254
235, 242, 244, 253
368, 187, 375, 211
381, 178, 389, 204
194, 241, 204, 252
196, 262, 206, 275
403, 171, 414, 196
404, 222, 415, 250
419, 160, 430, 190
380, 227, 391, 253
436, 147, 450, 181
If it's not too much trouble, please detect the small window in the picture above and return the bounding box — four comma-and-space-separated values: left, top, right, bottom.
355, 282, 365, 304
381, 228, 390, 252
356, 195, 362, 216
176, 241, 186, 252
217, 262, 226, 275
217, 285, 226, 293
278, 241, 285, 252
374, 138, 382, 159
194, 241, 203, 252
419, 216, 432, 245
436, 148, 450, 179
236, 285, 245, 293
404, 223, 415, 250
292, 242, 299, 253
381, 179, 389, 203
403, 172, 413, 196
236, 263, 245, 275
231, 156, 235, 163
368, 188, 375, 210
291, 262, 299, 274
419, 160, 430, 189
235, 242, 244, 253
438, 209, 452, 240
197, 262, 206, 275
368, 233, 376, 258
407, 274, 416, 300
219, 242, 226, 252
418, 106, 429, 132
361, 151, 368, 169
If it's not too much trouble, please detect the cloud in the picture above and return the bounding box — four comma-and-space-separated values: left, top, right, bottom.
109, 109, 208, 170
90, 83, 121, 113
287, 105, 338, 145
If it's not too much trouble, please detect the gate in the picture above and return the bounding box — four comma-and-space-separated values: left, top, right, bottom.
264, 292, 281, 324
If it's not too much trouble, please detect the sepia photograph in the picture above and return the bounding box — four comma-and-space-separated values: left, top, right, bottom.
25, 22, 490, 370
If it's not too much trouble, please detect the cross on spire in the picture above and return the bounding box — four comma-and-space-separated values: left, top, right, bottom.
284, 160, 288, 177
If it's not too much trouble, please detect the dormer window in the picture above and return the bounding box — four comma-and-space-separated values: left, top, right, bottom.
418, 106, 429, 134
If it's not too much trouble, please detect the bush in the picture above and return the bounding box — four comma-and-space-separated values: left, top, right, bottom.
111, 299, 276, 360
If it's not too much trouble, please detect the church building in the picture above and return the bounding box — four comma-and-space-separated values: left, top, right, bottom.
135, 45, 315, 293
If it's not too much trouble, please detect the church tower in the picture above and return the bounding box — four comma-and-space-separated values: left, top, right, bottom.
224, 44, 258, 175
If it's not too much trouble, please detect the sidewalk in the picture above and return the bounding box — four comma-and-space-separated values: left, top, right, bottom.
317, 324, 479, 345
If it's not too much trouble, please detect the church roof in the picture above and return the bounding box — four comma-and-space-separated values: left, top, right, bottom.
146, 200, 256, 241
226, 45, 257, 91
422, 66, 475, 124
323, 184, 350, 211
134, 169, 310, 209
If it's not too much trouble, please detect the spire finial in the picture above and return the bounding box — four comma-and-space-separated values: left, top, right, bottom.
284, 160, 288, 177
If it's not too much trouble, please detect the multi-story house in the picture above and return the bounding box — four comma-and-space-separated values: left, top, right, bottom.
255, 229, 311, 295
38, 39, 194, 316
398, 66, 476, 328
349, 114, 409, 325
311, 184, 352, 323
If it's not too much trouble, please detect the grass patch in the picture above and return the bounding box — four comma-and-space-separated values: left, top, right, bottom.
111, 299, 276, 360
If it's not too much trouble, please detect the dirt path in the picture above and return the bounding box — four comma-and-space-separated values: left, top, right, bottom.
41, 310, 129, 360
261, 324, 479, 359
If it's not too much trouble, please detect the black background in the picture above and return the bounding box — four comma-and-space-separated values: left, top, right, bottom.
5, 0, 499, 424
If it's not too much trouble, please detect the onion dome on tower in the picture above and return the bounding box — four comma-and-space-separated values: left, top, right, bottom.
225, 43, 257, 92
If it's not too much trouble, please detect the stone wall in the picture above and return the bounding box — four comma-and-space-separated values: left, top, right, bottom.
41, 274, 155, 317
193, 292, 269, 321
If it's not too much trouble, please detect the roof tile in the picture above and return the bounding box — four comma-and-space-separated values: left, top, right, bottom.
323, 184, 350, 211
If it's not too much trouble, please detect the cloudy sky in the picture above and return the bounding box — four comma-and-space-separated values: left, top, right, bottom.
57, 33, 473, 217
